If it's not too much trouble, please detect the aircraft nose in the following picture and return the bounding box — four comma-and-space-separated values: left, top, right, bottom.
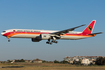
1, 32, 4, 35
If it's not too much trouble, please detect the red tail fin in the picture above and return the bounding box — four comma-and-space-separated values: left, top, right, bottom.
82, 20, 96, 34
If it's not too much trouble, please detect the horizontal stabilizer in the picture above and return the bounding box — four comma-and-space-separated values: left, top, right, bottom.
88, 32, 103, 35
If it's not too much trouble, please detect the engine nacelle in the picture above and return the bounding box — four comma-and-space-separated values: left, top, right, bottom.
31, 38, 41, 42
40, 34, 51, 40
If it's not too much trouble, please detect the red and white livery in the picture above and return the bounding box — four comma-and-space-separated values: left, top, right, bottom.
1, 20, 102, 44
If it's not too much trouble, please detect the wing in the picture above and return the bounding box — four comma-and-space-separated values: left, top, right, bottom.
51, 24, 86, 35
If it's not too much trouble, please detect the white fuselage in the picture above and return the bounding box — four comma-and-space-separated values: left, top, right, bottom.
1, 29, 91, 40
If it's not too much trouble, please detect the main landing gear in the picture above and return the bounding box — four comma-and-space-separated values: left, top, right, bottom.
51, 40, 58, 43
46, 40, 58, 45
46, 39, 52, 45
46, 41, 52, 45
46, 37, 58, 45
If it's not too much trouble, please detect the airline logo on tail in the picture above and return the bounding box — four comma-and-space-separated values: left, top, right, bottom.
88, 26, 92, 31
82, 20, 96, 34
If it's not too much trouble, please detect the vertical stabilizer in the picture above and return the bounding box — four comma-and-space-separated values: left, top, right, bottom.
82, 20, 96, 34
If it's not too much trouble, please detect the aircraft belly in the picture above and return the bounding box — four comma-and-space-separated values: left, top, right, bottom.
60, 36, 87, 40
11, 34, 39, 38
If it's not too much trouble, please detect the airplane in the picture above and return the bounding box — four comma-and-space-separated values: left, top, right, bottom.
1, 20, 102, 45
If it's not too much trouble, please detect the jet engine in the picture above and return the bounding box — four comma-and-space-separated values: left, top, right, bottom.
31, 38, 41, 42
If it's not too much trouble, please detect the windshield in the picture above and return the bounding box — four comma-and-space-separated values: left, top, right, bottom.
2, 31, 6, 32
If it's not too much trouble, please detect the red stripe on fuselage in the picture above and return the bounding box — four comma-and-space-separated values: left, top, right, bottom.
3, 31, 94, 38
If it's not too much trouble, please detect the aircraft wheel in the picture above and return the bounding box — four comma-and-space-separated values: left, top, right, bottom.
49, 42, 52, 45
46, 42, 49, 44
46, 41, 52, 45
55, 41, 58, 43
51, 41, 54, 42
52, 41, 58, 43
8, 40, 10, 42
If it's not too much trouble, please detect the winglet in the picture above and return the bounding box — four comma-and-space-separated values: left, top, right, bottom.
82, 20, 96, 34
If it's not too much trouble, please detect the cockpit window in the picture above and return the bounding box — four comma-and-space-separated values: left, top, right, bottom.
3, 31, 6, 32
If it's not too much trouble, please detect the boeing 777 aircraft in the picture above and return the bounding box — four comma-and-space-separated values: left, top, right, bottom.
1, 20, 102, 44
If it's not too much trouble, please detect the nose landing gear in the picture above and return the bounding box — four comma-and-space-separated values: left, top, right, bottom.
8, 38, 10, 42
8, 39, 10, 42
